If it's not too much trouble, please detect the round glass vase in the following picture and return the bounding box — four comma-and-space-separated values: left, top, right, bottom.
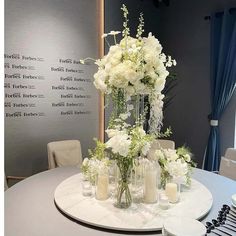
114, 160, 132, 209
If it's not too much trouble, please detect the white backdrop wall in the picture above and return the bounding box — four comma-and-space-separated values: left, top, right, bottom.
5, 0, 99, 176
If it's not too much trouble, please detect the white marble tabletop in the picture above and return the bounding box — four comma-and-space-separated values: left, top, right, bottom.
5, 167, 236, 236
54, 174, 213, 232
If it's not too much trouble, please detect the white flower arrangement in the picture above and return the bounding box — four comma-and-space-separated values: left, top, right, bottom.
105, 112, 154, 160
81, 139, 110, 184
81, 157, 110, 184
81, 4, 176, 135
80, 6, 195, 207
156, 147, 196, 186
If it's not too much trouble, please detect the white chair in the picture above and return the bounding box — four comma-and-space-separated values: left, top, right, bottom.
147, 139, 175, 160
225, 148, 236, 161
219, 157, 236, 180
4, 175, 8, 191
47, 140, 82, 169
5, 175, 26, 190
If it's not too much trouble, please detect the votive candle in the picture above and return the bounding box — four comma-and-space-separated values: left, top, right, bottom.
159, 193, 169, 210
165, 182, 178, 203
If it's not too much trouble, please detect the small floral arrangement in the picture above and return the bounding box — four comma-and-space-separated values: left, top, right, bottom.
81, 139, 110, 184
81, 113, 154, 183
156, 147, 196, 187
105, 112, 154, 160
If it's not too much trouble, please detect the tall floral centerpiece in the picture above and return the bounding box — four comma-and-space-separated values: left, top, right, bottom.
81, 5, 177, 208
91, 5, 176, 136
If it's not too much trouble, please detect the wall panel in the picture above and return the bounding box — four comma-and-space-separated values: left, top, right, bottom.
5, 0, 100, 176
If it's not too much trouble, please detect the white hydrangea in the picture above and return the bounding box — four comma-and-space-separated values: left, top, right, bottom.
105, 129, 118, 138
165, 159, 188, 178
143, 33, 163, 54
105, 133, 131, 157
93, 69, 107, 92
163, 149, 179, 161
82, 157, 110, 183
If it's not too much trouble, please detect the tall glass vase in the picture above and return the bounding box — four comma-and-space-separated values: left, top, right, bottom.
134, 94, 145, 121
114, 159, 132, 209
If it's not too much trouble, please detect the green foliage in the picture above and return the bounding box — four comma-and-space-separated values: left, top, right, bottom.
88, 138, 106, 160
157, 127, 172, 138
177, 146, 197, 167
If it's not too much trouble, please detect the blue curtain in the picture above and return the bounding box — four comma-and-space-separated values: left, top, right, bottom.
204, 8, 236, 171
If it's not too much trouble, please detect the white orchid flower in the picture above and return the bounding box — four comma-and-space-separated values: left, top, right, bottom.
102, 33, 108, 38
108, 31, 121, 35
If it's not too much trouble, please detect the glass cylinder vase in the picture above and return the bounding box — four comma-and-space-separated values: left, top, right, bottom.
143, 161, 158, 204
131, 163, 144, 204
95, 168, 109, 201
114, 160, 132, 209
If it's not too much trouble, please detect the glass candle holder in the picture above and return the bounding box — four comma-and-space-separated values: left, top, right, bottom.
95, 169, 109, 200
81, 178, 93, 197
131, 164, 143, 204
159, 192, 169, 210
143, 161, 158, 204
165, 177, 180, 204
109, 160, 118, 199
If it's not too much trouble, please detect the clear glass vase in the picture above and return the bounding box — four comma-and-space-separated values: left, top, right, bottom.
114, 161, 132, 209
131, 163, 144, 204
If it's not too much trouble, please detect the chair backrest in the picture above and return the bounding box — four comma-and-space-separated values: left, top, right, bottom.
225, 148, 236, 161
47, 140, 82, 169
4, 174, 8, 191
147, 139, 175, 160
219, 157, 236, 180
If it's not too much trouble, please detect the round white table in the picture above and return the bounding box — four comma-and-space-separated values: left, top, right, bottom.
4, 167, 236, 236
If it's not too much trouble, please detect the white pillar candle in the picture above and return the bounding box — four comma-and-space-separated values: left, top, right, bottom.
144, 170, 157, 203
165, 182, 178, 203
96, 174, 109, 200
